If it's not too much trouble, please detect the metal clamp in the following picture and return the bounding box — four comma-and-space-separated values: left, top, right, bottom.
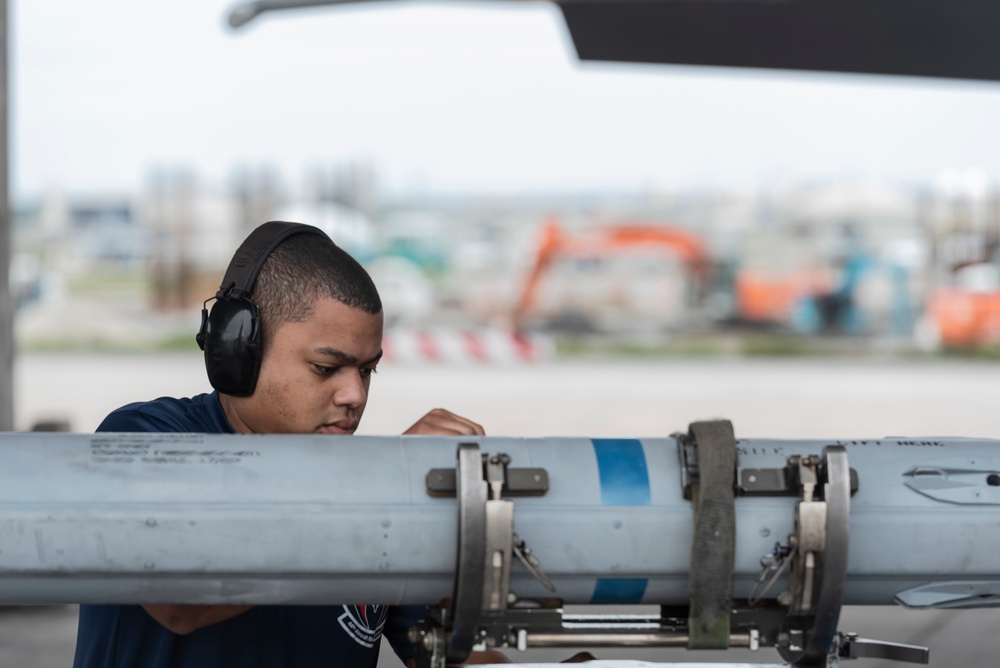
777, 446, 851, 666
416, 443, 552, 667
447, 442, 489, 663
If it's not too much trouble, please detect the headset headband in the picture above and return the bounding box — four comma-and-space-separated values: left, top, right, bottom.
216, 221, 329, 301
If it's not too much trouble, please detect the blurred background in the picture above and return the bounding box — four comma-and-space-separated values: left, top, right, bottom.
6, 0, 1000, 666
11, 0, 1000, 370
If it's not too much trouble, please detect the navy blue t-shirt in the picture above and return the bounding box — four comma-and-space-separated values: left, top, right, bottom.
73, 392, 425, 668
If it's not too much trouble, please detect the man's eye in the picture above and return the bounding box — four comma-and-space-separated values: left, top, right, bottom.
360, 366, 378, 378
313, 364, 339, 376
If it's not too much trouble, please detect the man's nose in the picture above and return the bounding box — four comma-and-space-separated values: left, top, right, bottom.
334, 369, 367, 408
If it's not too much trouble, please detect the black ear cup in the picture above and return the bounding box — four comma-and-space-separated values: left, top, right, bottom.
199, 297, 263, 396
198, 221, 329, 396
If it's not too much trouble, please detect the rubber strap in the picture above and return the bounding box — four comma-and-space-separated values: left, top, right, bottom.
687, 420, 736, 649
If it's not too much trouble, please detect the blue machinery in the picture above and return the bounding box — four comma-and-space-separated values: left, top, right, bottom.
4, 425, 1000, 665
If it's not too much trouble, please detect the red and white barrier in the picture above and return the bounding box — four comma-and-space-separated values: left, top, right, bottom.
382, 328, 555, 364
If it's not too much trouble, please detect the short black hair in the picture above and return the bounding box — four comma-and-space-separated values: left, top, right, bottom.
250, 233, 382, 351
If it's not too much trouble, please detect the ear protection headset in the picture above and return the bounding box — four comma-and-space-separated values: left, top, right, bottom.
196, 221, 330, 396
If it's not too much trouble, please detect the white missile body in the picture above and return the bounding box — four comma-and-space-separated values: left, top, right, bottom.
0, 432, 995, 608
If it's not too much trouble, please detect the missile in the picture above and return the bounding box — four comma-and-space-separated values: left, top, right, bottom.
0, 430, 995, 613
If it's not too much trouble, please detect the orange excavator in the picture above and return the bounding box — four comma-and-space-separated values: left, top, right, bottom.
512, 217, 713, 332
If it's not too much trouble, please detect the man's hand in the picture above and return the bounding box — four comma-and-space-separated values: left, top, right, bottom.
463, 648, 514, 664
561, 652, 597, 662
403, 408, 485, 436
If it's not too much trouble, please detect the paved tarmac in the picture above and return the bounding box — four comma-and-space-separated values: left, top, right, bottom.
8, 353, 1000, 666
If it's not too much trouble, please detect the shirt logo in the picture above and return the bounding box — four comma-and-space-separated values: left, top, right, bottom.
337, 605, 389, 648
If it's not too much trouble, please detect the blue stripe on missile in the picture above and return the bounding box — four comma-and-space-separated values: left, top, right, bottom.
591, 578, 648, 604
590, 439, 651, 604
591, 438, 651, 506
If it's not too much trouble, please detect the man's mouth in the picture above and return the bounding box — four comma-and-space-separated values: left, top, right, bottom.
319, 420, 358, 435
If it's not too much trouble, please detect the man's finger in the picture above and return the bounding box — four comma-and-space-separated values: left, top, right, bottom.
403, 408, 485, 436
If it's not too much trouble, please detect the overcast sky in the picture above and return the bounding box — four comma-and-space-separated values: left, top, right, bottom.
13, 0, 1000, 199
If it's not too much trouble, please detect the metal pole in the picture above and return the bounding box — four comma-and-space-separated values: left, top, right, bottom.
0, 0, 13, 432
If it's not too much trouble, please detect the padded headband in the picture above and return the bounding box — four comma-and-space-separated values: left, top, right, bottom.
216, 221, 330, 301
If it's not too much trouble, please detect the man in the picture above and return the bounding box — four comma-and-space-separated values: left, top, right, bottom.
72, 222, 506, 668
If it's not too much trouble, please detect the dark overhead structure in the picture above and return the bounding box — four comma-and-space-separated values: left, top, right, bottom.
559, 0, 1000, 83
228, 0, 1000, 83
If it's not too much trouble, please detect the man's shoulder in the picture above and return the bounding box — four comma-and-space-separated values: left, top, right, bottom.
98, 393, 233, 433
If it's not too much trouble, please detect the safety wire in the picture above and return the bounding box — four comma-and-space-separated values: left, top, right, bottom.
748, 543, 794, 606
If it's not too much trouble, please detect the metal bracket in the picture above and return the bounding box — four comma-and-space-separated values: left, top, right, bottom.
426, 465, 549, 497
482, 454, 515, 613
738, 460, 859, 497
777, 446, 851, 666
416, 443, 552, 667
838, 633, 930, 664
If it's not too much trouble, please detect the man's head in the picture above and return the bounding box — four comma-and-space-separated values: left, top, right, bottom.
205, 222, 385, 435
251, 232, 382, 354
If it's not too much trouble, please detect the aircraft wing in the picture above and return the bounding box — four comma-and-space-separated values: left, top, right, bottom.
559, 0, 1000, 82
227, 0, 1000, 82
